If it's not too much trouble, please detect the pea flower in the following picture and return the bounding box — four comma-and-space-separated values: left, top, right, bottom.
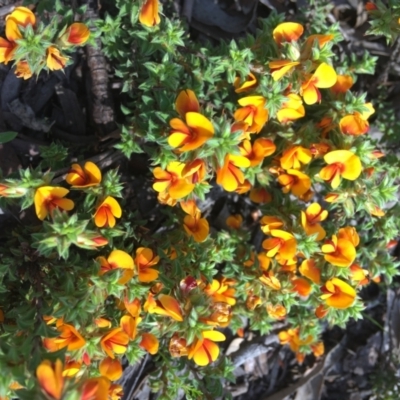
277, 169, 311, 197
46, 46, 68, 71
94, 196, 122, 228
169, 112, 214, 151
339, 103, 375, 136
188, 330, 226, 366
266, 303, 286, 320
34, 186, 74, 220
97, 250, 134, 275
239, 138, 276, 166
183, 211, 209, 242
203, 277, 236, 306
260, 216, 283, 234
301, 203, 328, 240
331, 75, 354, 95
135, 247, 160, 282
299, 259, 321, 284
175, 89, 200, 118
80, 377, 111, 400
301, 63, 337, 105
273, 22, 304, 45
278, 328, 313, 356
322, 235, 356, 267
292, 277, 312, 297
216, 154, 250, 192
99, 357, 122, 381
280, 146, 312, 170
319, 150, 362, 189
15, 61, 32, 80
144, 293, 183, 321
59, 23, 90, 46
43, 323, 86, 351
338, 226, 360, 247
140, 332, 159, 354
66, 161, 102, 187
139, 0, 160, 27
234, 96, 268, 133
259, 270, 281, 290
36, 359, 64, 400
276, 94, 305, 123
320, 278, 356, 309
182, 159, 207, 184
62, 359, 81, 377
249, 187, 272, 203
226, 214, 243, 229
0, 7, 35, 64
153, 161, 195, 199
100, 328, 129, 359
263, 229, 297, 259
269, 60, 300, 81
233, 72, 257, 93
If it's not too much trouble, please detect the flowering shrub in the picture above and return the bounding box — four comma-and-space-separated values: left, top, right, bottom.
0, 1, 400, 399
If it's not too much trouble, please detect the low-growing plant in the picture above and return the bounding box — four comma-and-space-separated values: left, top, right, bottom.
0, 0, 400, 399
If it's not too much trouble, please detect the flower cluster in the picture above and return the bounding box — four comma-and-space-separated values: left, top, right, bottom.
0, 5, 399, 400
0, 6, 89, 79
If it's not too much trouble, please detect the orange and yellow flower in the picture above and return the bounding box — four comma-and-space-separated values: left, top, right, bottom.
144, 293, 183, 321
34, 186, 74, 220
320, 277, 356, 309
203, 277, 236, 306
36, 359, 64, 400
273, 22, 304, 45
153, 161, 195, 199
216, 154, 250, 192
299, 259, 320, 284
301, 203, 328, 240
339, 103, 375, 136
277, 169, 311, 197
280, 146, 312, 170
276, 94, 305, 123
46, 46, 68, 71
100, 328, 129, 359
188, 330, 226, 366
15, 60, 32, 79
234, 96, 268, 133
140, 332, 159, 354
139, 0, 160, 27
183, 211, 209, 242
266, 303, 286, 320
135, 247, 159, 282
66, 161, 101, 187
269, 60, 300, 81
99, 357, 122, 381
60, 23, 90, 46
94, 196, 122, 228
43, 323, 86, 352
97, 250, 134, 275
0, 7, 36, 64
292, 277, 312, 297
321, 235, 356, 267
331, 74, 353, 95
249, 187, 272, 203
263, 229, 297, 259
319, 150, 362, 189
169, 113, 214, 152
233, 73, 257, 93
259, 270, 281, 290
260, 216, 283, 234
301, 63, 337, 105
239, 138, 276, 166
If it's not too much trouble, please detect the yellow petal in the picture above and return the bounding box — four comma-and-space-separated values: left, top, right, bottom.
108, 250, 134, 269
313, 63, 337, 88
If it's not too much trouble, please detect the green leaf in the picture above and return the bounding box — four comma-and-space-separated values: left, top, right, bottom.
0, 131, 18, 144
